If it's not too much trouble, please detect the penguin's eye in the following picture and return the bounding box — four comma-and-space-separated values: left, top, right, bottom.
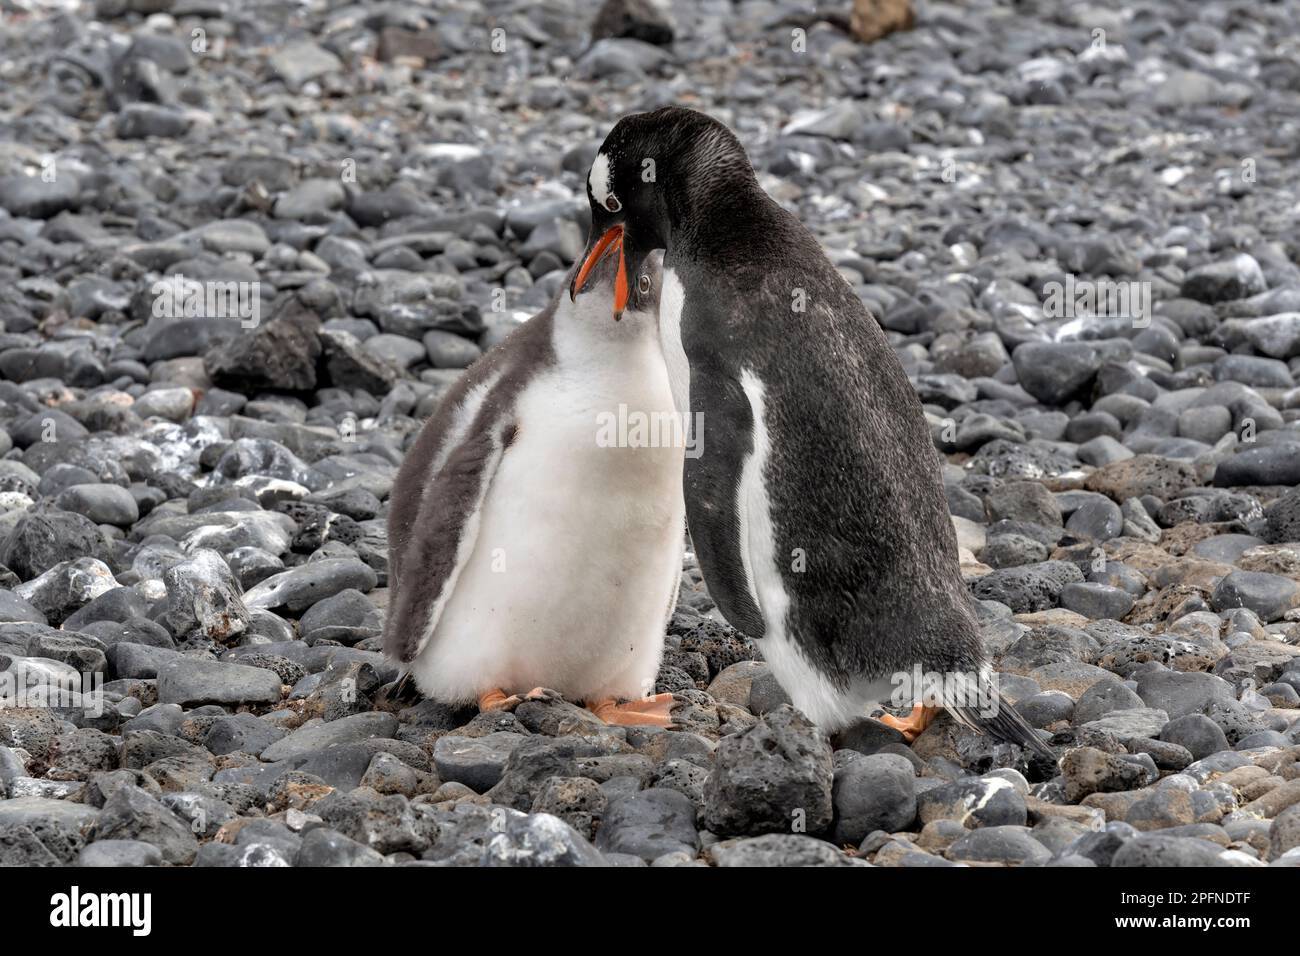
637, 274, 651, 295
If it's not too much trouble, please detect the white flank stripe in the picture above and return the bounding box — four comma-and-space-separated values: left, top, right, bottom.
413, 424, 507, 657
737, 369, 865, 729
658, 268, 690, 416
430, 372, 500, 478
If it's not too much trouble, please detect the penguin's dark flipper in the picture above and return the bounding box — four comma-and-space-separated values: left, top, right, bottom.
384, 414, 515, 665
947, 689, 1055, 760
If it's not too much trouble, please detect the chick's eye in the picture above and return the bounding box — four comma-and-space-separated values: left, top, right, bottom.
637, 274, 651, 295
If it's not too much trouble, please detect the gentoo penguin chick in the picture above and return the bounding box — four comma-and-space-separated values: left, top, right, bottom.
383, 244, 685, 727
572, 106, 1050, 755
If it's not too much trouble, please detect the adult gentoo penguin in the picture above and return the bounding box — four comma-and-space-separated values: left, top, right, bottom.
383, 243, 685, 726
571, 106, 1050, 754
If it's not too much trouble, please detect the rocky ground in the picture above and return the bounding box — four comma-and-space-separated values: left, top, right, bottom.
1, 0, 1299, 868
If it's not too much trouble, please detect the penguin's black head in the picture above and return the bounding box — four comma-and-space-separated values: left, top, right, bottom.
570, 106, 754, 318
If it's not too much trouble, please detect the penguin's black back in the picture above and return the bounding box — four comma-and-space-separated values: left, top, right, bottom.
672, 172, 984, 687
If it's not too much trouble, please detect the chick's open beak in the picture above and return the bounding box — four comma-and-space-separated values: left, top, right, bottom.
570, 225, 628, 317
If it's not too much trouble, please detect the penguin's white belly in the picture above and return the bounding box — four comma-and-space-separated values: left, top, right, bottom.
410, 361, 684, 704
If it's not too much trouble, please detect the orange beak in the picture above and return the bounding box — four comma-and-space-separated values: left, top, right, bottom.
571, 225, 628, 317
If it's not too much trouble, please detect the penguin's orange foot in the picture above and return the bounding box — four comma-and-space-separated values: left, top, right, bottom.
477, 687, 561, 712
586, 693, 678, 727
878, 704, 941, 743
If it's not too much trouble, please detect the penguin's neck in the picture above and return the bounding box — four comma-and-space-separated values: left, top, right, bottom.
667, 174, 780, 260
551, 295, 660, 373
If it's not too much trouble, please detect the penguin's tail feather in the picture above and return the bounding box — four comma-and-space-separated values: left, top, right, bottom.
945, 679, 1055, 760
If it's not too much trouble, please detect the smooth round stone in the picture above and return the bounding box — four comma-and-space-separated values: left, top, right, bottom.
1012, 342, 1105, 405
1016, 410, 1071, 442
242, 558, 378, 613
946, 826, 1050, 865
364, 333, 427, 369
76, 839, 164, 867
1059, 582, 1135, 620
0, 590, 45, 624
1260, 682, 1300, 707
273, 178, 345, 221
298, 588, 382, 646
422, 330, 483, 368
1182, 255, 1267, 304
1087, 561, 1148, 596
1147, 437, 1213, 460
297, 827, 386, 866
1214, 354, 1293, 388
116, 103, 190, 139
1221, 607, 1265, 636
1237, 309, 1300, 358
1210, 570, 1299, 622
1016, 690, 1076, 727
1065, 496, 1124, 541
1111, 834, 1225, 866
947, 484, 985, 522
228, 547, 284, 589
1064, 411, 1122, 443
53, 483, 140, 527
0, 173, 81, 218
63, 586, 150, 630
984, 480, 1063, 527
1235, 730, 1291, 750
1077, 435, 1134, 466
1192, 534, 1265, 564
37, 463, 100, 498
918, 777, 1026, 828
1132, 324, 1180, 364
1215, 446, 1300, 487
322, 317, 378, 341
596, 789, 700, 861
1074, 678, 1145, 724
432, 732, 526, 792
1160, 714, 1230, 761
830, 754, 917, 845
156, 658, 282, 707
1178, 404, 1232, 444
1092, 393, 1150, 426
747, 670, 792, 714
1126, 737, 1193, 772
133, 387, 196, 421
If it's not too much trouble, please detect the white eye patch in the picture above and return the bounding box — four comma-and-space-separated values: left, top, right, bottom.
588, 151, 620, 212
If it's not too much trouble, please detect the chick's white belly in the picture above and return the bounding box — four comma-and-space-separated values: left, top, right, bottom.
409, 417, 684, 704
